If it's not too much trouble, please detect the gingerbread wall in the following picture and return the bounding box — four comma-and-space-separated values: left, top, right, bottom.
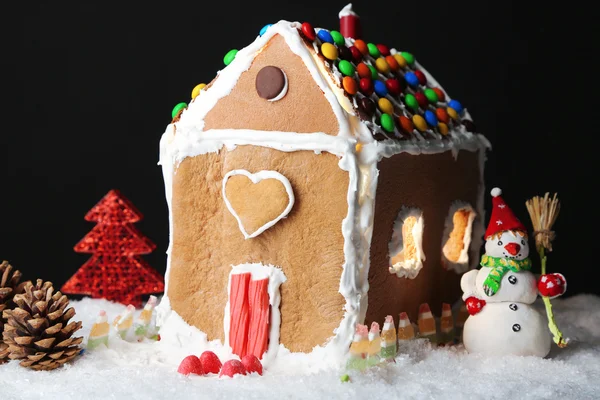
366, 149, 484, 326
168, 146, 349, 353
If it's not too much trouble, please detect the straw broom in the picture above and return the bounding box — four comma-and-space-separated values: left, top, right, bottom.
525, 192, 568, 347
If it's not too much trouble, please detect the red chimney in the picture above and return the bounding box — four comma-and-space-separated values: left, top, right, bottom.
339, 3, 362, 39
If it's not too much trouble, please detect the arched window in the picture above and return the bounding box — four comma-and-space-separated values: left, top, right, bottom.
388, 207, 425, 279
441, 201, 476, 274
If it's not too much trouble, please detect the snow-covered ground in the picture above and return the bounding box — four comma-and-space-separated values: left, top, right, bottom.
2, 294, 600, 400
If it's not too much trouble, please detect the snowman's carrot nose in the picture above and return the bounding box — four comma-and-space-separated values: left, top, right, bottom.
504, 242, 521, 255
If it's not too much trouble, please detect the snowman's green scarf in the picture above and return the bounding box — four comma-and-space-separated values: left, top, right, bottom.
480, 254, 532, 296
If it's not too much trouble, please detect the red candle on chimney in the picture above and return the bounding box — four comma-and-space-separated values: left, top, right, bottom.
339, 3, 362, 39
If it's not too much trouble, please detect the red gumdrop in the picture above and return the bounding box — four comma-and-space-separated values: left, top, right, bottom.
177, 355, 205, 376
199, 351, 222, 374
241, 354, 263, 376
219, 359, 247, 378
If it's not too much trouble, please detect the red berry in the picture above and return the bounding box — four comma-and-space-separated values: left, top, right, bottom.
414, 70, 427, 85
219, 359, 246, 378
177, 355, 205, 376
199, 351, 222, 374
301, 22, 316, 41
241, 354, 263, 376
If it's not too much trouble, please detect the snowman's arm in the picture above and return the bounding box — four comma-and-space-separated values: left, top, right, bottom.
461, 269, 479, 301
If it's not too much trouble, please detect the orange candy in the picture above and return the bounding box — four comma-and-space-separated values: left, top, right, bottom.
435, 107, 450, 123
412, 115, 428, 132
354, 39, 369, 56
342, 76, 358, 95
385, 55, 400, 71
356, 63, 371, 79
399, 116, 414, 133
433, 87, 445, 102
438, 122, 449, 135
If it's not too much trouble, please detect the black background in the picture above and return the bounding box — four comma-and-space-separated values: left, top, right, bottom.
2, 1, 596, 296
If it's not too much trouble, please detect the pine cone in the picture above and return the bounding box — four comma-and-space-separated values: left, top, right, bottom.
2, 279, 83, 370
0, 261, 26, 362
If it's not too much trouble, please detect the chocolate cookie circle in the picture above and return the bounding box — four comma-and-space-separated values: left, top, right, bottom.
255, 66, 288, 101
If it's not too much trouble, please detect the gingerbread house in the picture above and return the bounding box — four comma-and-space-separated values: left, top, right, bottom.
157, 5, 490, 363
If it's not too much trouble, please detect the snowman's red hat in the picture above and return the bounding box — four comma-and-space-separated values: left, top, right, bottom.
484, 187, 527, 239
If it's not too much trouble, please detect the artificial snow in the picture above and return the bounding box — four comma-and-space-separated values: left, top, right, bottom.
2, 294, 600, 400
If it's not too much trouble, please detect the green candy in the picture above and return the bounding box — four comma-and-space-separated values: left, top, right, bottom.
368, 64, 378, 80
405, 94, 418, 110
171, 102, 187, 119
367, 43, 380, 58
340, 374, 350, 383
424, 88, 439, 103
401, 51, 415, 65
223, 49, 238, 66
338, 60, 355, 77
380, 113, 395, 132
330, 30, 345, 46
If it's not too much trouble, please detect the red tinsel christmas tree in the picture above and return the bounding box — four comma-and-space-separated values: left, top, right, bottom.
61, 189, 164, 307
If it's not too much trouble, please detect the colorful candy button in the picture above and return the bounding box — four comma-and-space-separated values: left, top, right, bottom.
378, 98, 394, 115
338, 60, 355, 76
412, 115, 427, 131
375, 57, 389, 74
401, 52, 415, 65
368, 65, 378, 80
385, 55, 400, 71
424, 110, 438, 126
356, 63, 371, 79
342, 76, 358, 95
376, 44, 390, 56
415, 92, 428, 108
399, 115, 414, 133
414, 70, 427, 85
380, 113, 395, 132
367, 43, 380, 58
321, 42, 338, 60
393, 53, 407, 68
373, 80, 388, 97
330, 30, 345, 46
438, 122, 449, 135
171, 102, 187, 119
448, 99, 463, 114
404, 71, 419, 87
424, 88, 439, 103
338, 46, 353, 61
435, 107, 449, 123
385, 78, 401, 95
462, 119, 476, 132
259, 24, 273, 36
359, 78, 373, 95
433, 88, 445, 102
349, 45, 362, 61
191, 83, 206, 99
223, 49, 238, 66
447, 107, 459, 120
354, 40, 369, 56
317, 29, 334, 44
301, 22, 316, 41
404, 94, 418, 110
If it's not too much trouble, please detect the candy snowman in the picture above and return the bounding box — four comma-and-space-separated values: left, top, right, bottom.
460, 188, 566, 357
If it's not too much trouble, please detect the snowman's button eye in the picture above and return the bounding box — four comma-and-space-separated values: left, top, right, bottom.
497, 240, 503, 246
509, 303, 518, 311
512, 324, 521, 332
508, 275, 517, 284
256, 66, 288, 101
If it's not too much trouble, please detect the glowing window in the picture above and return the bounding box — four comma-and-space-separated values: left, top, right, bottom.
441, 202, 476, 274
388, 207, 425, 279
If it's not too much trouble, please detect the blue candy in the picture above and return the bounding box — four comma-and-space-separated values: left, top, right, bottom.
374, 80, 388, 97
424, 110, 438, 127
317, 29, 334, 44
448, 99, 463, 114
404, 72, 419, 87
259, 24, 273, 36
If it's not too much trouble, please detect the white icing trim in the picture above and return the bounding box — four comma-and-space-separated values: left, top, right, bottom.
339, 3, 357, 18
222, 170, 295, 239
223, 263, 287, 363
388, 207, 426, 279
441, 201, 477, 274
268, 69, 288, 102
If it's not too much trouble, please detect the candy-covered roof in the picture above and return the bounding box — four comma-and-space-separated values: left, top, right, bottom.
170, 4, 482, 146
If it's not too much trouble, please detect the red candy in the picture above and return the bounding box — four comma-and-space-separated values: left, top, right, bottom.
178, 355, 205, 376
436, 107, 449, 123
349, 46, 362, 61
219, 359, 247, 378
385, 79, 401, 96
200, 351, 222, 374
359, 78, 373, 95
414, 70, 427, 85
241, 354, 263, 376
415, 92, 428, 108
301, 22, 316, 41
538, 273, 567, 299
399, 115, 414, 133
376, 44, 390, 56
433, 87, 445, 102
465, 296, 486, 315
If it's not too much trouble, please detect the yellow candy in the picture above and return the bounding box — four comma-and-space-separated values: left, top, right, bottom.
413, 115, 427, 132
378, 98, 394, 115
438, 122, 449, 135
447, 107, 459, 120
321, 42, 338, 61
393, 53, 407, 68
191, 83, 206, 99
355, 143, 363, 152
375, 57, 390, 74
